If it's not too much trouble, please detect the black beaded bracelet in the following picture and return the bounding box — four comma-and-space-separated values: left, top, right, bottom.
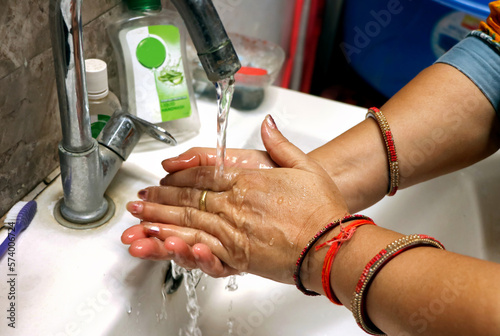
293, 214, 372, 296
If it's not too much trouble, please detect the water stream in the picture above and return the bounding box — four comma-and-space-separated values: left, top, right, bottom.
175, 78, 236, 336
214, 77, 236, 179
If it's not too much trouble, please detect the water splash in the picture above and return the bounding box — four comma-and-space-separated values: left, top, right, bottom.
180, 267, 203, 336
215, 77, 235, 179
225, 275, 238, 292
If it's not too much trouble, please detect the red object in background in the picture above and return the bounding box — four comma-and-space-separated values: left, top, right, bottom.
281, 0, 326, 92
300, 0, 325, 93
281, 0, 304, 89
237, 66, 268, 76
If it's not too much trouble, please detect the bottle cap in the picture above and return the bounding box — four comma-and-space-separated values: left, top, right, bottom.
126, 0, 162, 11
85, 58, 109, 99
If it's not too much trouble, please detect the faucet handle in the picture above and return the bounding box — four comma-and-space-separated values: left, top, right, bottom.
98, 112, 177, 160
127, 114, 177, 146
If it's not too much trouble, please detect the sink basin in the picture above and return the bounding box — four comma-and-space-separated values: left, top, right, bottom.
1, 87, 498, 335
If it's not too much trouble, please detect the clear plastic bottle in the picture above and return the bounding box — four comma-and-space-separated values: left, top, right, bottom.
85, 58, 122, 138
107, 0, 200, 143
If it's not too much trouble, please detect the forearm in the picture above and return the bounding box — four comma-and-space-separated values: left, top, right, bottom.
304, 225, 500, 335
309, 63, 499, 212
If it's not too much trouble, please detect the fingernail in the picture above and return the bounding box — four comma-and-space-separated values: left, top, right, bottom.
266, 114, 277, 129
160, 177, 167, 186
143, 223, 160, 234
128, 201, 143, 215
138, 189, 148, 200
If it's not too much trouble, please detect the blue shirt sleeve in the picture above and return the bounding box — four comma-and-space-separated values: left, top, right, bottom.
435, 34, 500, 114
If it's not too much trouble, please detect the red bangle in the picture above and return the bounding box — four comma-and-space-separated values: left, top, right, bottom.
293, 214, 366, 296
366, 107, 400, 196
351, 234, 445, 335
319, 218, 376, 305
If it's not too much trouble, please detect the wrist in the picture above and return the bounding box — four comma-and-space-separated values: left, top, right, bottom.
307, 119, 388, 212
329, 225, 403, 307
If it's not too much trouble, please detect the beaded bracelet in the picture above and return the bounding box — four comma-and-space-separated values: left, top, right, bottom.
351, 234, 445, 335
293, 214, 368, 296
318, 218, 376, 305
366, 107, 400, 196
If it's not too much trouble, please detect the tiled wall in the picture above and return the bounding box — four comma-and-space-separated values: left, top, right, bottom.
0, 0, 123, 216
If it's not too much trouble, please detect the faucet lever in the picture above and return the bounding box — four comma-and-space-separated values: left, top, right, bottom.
98, 112, 176, 161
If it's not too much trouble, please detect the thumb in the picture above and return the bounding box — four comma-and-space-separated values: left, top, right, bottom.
261, 115, 317, 172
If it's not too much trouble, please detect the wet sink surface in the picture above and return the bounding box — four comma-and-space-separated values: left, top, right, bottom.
1, 87, 498, 335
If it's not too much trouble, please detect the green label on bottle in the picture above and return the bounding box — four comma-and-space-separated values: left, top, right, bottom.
90, 114, 111, 138
127, 25, 191, 123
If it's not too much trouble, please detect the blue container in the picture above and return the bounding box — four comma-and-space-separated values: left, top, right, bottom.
433, 0, 490, 19
342, 0, 491, 97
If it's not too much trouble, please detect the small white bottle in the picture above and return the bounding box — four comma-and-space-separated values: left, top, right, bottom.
85, 58, 122, 138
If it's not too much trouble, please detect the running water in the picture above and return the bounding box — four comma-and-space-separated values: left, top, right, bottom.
214, 77, 236, 179
175, 78, 236, 336
179, 266, 204, 336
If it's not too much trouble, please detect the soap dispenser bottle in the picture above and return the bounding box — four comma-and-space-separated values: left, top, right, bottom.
85, 58, 121, 138
107, 0, 200, 143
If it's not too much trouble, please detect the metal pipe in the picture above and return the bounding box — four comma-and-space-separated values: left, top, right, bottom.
50, 0, 93, 152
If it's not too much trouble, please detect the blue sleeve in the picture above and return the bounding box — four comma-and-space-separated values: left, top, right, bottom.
435, 34, 500, 114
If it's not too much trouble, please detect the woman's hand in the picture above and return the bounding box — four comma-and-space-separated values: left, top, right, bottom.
161, 147, 277, 174
122, 115, 349, 285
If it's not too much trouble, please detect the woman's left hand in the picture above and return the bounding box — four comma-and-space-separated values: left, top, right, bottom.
122, 115, 349, 285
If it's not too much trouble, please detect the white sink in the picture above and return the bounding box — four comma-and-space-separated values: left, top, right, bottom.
1, 87, 498, 335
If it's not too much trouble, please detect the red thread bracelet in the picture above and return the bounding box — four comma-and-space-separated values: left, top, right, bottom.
318, 218, 376, 305
293, 214, 367, 296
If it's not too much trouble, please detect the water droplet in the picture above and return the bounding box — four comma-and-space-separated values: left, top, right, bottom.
225, 275, 238, 291
227, 317, 235, 335
127, 306, 132, 315
269, 238, 275, 246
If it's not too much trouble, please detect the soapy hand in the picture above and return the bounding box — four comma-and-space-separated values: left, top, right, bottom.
122, 115, 349, 284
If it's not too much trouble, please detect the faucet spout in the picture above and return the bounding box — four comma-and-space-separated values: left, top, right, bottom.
170, 0, 241, 82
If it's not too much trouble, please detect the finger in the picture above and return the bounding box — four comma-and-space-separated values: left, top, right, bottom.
121, 224, 148, 244
161, 147, 217, 174
142, 222, 224, 250
160, 165, 241, 191
127, 201, 237, 257
192, 243, 239, 277
128, 237, 175, 261
161, 148, 275, 174
261, 115, 321, 173
164, 237, 198, 269
165, 237, 238, 276
137, 186, 225, 214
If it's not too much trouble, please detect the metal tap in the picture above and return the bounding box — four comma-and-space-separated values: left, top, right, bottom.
49, 0, 240, 228
49, 0, 176, 228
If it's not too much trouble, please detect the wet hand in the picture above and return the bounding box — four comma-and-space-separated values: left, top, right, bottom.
122, 115, 349, 284
161, 147, 277, 174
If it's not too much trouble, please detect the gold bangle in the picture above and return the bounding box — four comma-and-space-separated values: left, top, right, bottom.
351, 234, 445, 335
366, 107, 400, 196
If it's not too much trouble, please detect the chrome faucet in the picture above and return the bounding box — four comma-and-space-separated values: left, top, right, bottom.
49, 0, 240, 228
